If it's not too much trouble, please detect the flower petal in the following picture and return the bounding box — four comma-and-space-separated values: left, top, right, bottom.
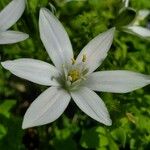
122, 0, 130, 7
0, 30, 29, 44
0, 0, 25, 31
125, 26, 150, 38
39, 8, 73, 70
84, 70, 150, 93
22, 87, 71, 129
71, 87, 112, 125
76, 28, 115, 73
1, 58, 60, 86
137, 9, 150, 21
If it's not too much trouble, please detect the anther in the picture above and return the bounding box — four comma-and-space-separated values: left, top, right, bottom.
82, 54, 87, 62
68, 76, 73, 82
71, 58, 76, 65
68, 69, 80, 82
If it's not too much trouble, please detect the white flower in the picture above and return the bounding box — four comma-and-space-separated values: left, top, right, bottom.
1, 8, 150, 129
121, 1, 150, 39
128, 9, 150, 38
0, 0, 29, 44
123, 9, 150, 39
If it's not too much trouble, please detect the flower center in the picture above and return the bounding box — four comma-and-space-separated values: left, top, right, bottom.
58, 54, 89, 91
68, 69, 80, 82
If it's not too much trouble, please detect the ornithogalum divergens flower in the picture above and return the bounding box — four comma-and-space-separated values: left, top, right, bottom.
0, 0, 29, 44
1, 8, 150, 129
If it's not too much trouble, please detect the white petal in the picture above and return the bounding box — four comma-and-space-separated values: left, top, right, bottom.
76, 28, 115, 73
84, 70, 150, 93
39, 8, 73, 70
0, 30, 29, 44
22, 87, 70, 129
71, 87, 111, 125
125, 26, 150, 38
123, 0, 130, 7
0, 0, 25, 31
1, 58, 60, 86
138, 9, 150, 20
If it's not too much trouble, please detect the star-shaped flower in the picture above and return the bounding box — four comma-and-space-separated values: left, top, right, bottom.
1, 8, 150, 129
0, 0, 29, 44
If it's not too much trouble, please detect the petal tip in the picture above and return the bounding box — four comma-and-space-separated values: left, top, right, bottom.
101, 116, 112, 126
19, 33, 29, 42
22, 116, 34, 129
22, 123, 27, 129
39, 8, 50, 20
24, 33, 29, 39
98, 118, 112, 126
1, 62, 5, 68
1, 61, 11, 69
40, 7, 49, 16
112, 27, 116, 32
40, 7, 45, 13
106, 119, 112, 126
40, 7, 55, 20
109, 27, 116, 34
22, 120, 31, 129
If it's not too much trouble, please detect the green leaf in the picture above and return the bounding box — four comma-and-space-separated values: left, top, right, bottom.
0, 116, 25, 150
137, 115, 150, 132
80, 128, 100, 148
80, 127, 109, 149
0, 100, 16, 118
53, 137, 77, 150
111, 128, 126, 148
0, 124, 7, 140
52, 120, 78, 150
108, 138, 119, 150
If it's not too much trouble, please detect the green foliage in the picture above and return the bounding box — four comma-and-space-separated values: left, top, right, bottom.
115, 7, 137, 28
0, 125, 7, 140
0, 0, 150, 149
0, 116, 25, 150
80, 127, 109, 149
0, 100, 16, 118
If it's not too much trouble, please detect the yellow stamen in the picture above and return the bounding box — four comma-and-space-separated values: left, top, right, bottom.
82, 54, 87, 62
68, 76, 72, 81
68, 69, 80, 82
126, 112, 136, 124
71, 58, 76, 65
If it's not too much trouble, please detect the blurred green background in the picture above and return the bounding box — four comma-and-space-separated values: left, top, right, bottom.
0, 0, 150, 149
